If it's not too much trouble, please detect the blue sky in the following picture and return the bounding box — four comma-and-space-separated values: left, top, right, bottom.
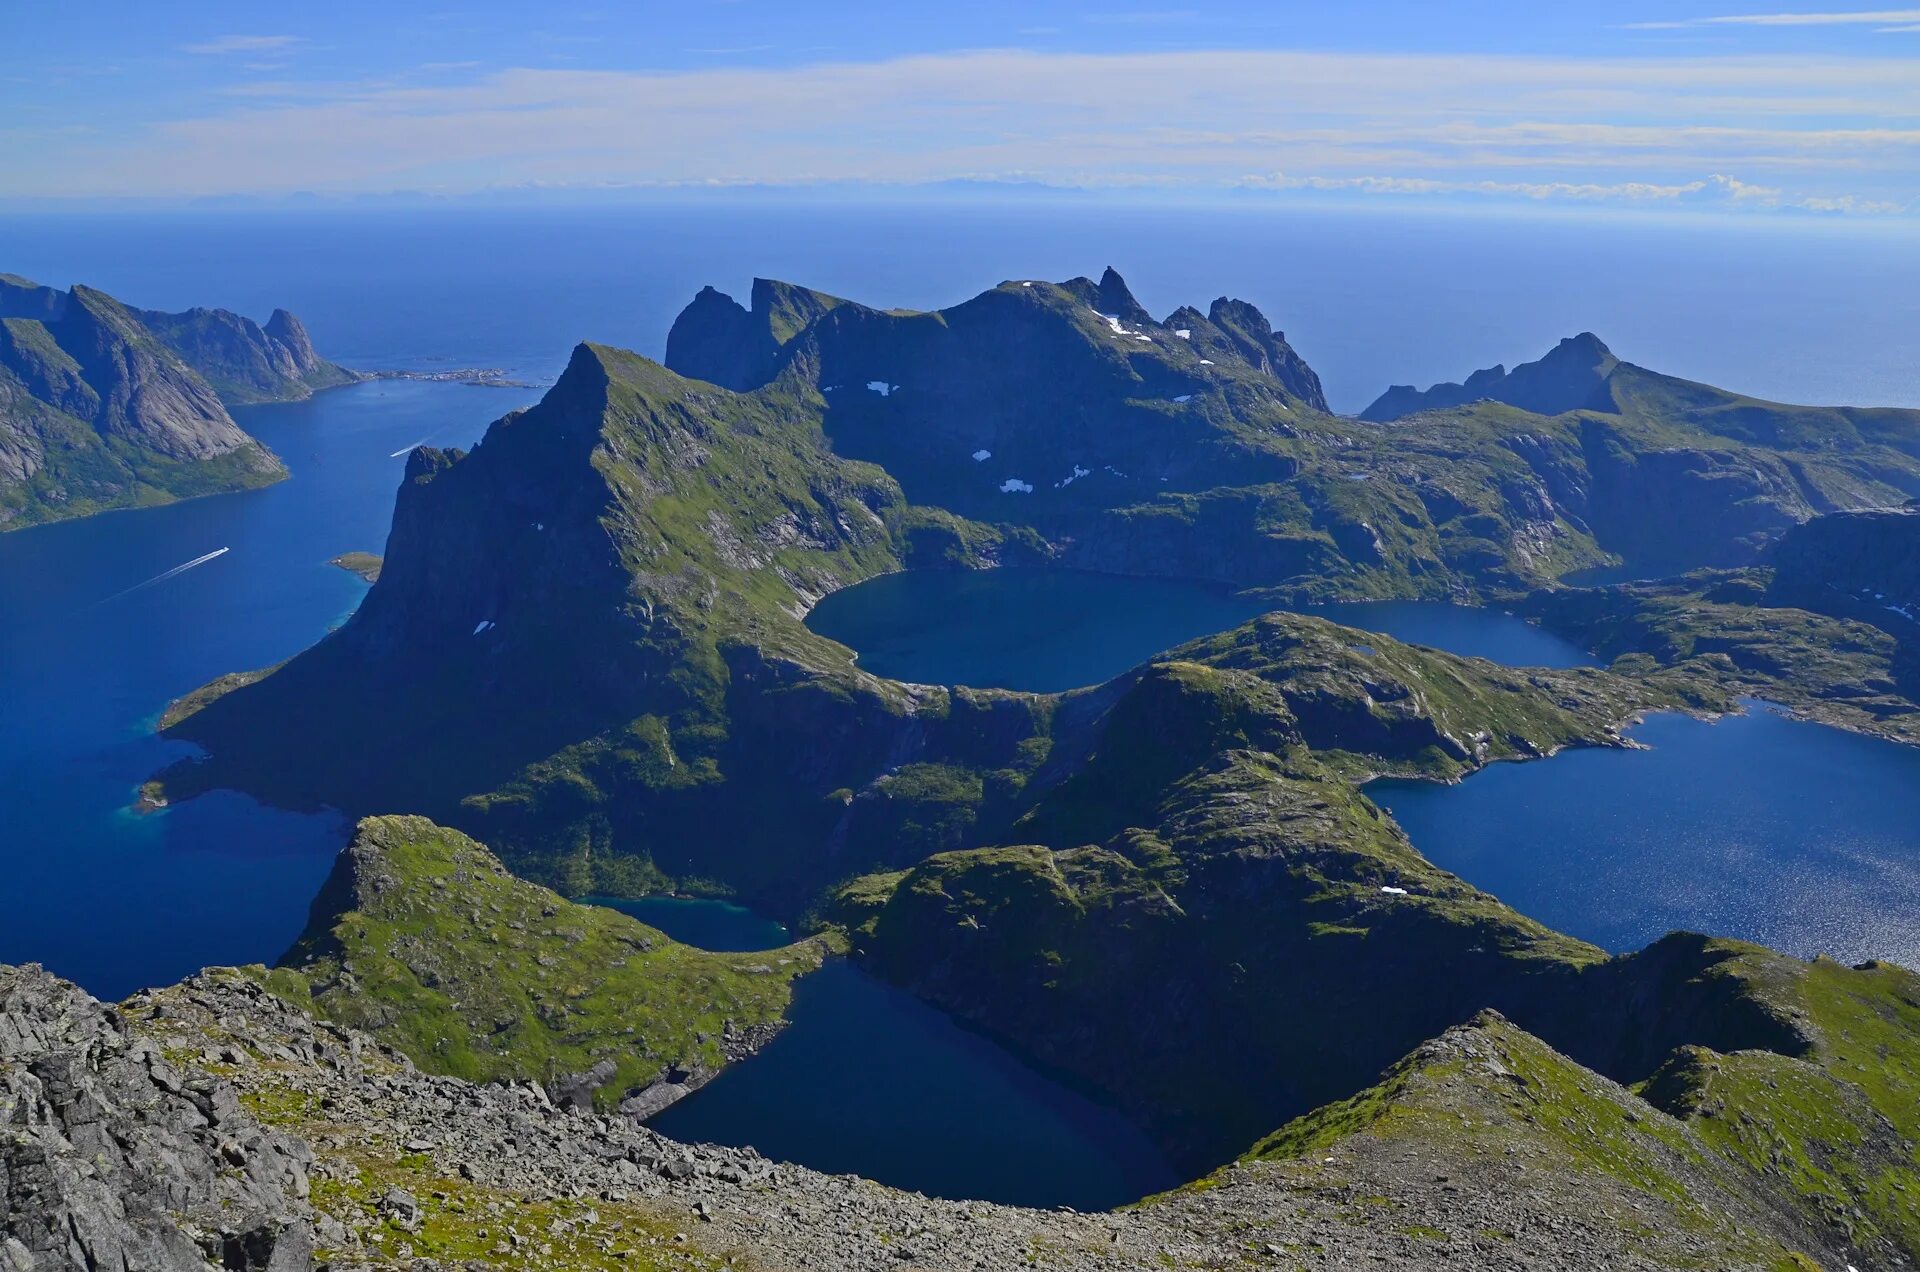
4, 2, 1918, 215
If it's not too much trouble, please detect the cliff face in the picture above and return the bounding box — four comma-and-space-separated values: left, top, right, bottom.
0, 275, 354, 530
0, 964, 317, 1271
137, 303, 360, 405
1770, 507, 1920, 629
160, 342, 910, 853
666, 269, 1321, 536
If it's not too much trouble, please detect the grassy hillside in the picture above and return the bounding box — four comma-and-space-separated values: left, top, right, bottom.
264, 815, 827, 1110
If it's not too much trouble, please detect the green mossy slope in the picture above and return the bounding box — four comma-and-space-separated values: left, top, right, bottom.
266, 815, 827, 1111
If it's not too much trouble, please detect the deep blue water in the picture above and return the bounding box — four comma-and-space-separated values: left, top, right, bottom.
1371, 706, 1920, 968
598, 893, 1176, 1208
650, 960, 1177, 1209
592, 896, 791, 953
805, 567, 1594, 692
0, 380, 534, 999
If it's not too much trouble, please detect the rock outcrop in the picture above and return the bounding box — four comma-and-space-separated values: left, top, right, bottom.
136, 303, 359, 405
0, 964, 317, 1271
1363, 332, 1620, 421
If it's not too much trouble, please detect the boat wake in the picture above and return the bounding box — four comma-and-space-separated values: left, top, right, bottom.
97, 547, 230, 604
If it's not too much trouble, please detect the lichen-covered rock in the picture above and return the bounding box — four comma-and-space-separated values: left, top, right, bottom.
0, 964, 316, 1271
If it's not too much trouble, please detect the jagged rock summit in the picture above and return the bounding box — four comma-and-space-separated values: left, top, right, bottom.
1363, 331, 1622, 421
0, 275, 357, 530
135, 300, 359, 405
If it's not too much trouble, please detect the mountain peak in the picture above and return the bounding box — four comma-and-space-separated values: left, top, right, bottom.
1096, 266, 1151, 324
1363, 332, 1622, 421
666, 280, 848, 390
1550, 332, 1615, 362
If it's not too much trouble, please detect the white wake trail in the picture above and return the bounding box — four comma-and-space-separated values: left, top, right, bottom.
97, 547, 230, 604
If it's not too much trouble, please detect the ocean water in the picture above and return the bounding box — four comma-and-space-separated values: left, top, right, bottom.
805, 567, 1594, 693
2, 201, 1916, 414
0, 379, 532, 999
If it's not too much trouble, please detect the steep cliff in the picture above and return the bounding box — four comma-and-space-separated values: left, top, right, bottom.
0, 276, 354, 530
136, 303, 360, 404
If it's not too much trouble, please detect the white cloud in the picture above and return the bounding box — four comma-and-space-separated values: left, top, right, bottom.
6, 47, 1917, 214
1625, 7, 1920, 27
180, 34, 304, 56
1245, 170, 1905, 213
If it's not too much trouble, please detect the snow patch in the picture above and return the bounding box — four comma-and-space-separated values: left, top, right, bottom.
473, 620, 495, 635
1379, 886, 1409, 896
866, 381, 894, 397
972, 449, 992, 462
1093, 309, 1153, 342
1173, 395, 1192, 404
1000, 478, 1034, 493
1198, 358, 1214, 365
1055, 464, 1092, 489
1021, 281, 1034, 287
1173, 329, 1191, 340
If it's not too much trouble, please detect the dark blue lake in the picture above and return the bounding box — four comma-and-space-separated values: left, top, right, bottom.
592, 896, 792, 954
1371, 706, 1920, 968
804, 566, 1595, 692
595, 896, 1177, 1208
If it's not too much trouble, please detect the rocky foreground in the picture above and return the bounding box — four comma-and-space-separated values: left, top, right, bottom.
2, 952, 1895, 1272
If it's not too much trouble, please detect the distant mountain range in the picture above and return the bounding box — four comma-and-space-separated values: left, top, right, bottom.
0, 275, 358, 530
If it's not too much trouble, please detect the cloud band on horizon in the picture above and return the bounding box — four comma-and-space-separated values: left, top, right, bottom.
4, 46, 1915, 216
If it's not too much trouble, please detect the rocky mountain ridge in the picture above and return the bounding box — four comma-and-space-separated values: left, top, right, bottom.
7, 855, 1917, 1271
0, 274, 356, 530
